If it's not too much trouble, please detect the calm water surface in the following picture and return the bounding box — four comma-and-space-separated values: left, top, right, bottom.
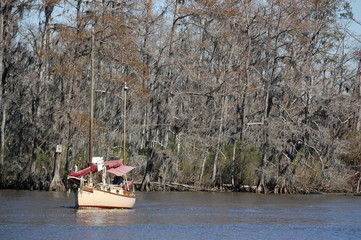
1, 190, 361, 240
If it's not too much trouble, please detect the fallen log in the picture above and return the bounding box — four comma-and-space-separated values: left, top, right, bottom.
134, 181, 208, 191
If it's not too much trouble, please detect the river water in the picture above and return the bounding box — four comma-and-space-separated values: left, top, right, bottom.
1, 190, 361, 240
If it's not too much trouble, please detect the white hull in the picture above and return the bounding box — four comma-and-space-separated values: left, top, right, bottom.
74, 186, 136, 209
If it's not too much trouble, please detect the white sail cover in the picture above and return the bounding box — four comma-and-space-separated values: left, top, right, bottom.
92, 157, 104, 171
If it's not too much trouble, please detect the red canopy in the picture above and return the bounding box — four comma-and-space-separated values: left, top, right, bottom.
104, 159, 123, 168
70, 167, 91, 177
69, 159, 134, 178
106, 165, 135, 176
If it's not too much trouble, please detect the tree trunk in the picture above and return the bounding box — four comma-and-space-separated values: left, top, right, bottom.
141, 147, 155, 191
65, 143, 73, 172
212, 96, 226, 184
0, 104, 5, 166
168, 0, 180, 56
356, 175, 361, 193
49, 151, 66, 191
256, 170, 268, 194
212, 147, 220, 184
231, 140, 236, 186
39, 1, 55, 112
199, 148, 208, 185
30, 137, 38, 174
355, 59, 361, 131
0, 0, 5, 166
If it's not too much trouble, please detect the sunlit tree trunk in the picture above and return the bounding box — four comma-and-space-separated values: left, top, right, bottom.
0, 0, 4, 166
199, 148, 208, 185
355, 59, 361, 131
212, 96, 227, 184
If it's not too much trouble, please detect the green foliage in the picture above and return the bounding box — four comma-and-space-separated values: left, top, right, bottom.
138, 148, 148, 156
202, 142, 263, 186
339, 132, 361, 168
179, 160, 199, 184
237, 145, 262, 186
294, 148, 305, 163
111, 145, 122, 157
73, 148, 88, 169
36, 150, 53, 170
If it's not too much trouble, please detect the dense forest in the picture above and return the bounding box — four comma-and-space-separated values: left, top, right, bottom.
1, 0, 361, 193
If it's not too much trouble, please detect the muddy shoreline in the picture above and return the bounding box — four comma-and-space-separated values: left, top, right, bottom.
1, 163, 359, 194
1, 176, 358, 195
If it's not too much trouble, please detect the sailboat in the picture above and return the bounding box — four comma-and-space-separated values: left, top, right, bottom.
67, 33, 136, 209
68, 156, 136, 209
68, 157, 136, 209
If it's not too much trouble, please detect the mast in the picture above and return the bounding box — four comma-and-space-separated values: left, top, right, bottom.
123, 83, 128, 164
89, 30, 95, 179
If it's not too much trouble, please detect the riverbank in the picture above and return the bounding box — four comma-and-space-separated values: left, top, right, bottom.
0, 172, 358, 194
1, 179, 360, 195
1, 163, 359, 194
133, 181, 360, 195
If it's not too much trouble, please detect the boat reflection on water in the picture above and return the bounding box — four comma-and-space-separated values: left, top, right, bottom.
75, 208, 134, 226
